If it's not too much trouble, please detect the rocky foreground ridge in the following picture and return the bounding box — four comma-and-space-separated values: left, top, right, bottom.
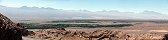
0, 13, 33, 40
0, 13, 31, 40
27, 28, 168, 40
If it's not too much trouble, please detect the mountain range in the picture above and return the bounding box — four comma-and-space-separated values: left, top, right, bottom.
0, 5, 167, 20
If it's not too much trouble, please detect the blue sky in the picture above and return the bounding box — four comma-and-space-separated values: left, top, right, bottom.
0, 0, 167, 14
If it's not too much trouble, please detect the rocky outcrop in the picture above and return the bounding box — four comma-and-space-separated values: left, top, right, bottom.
163, 34, 168, 40
0, 13, 24, 40
28, 28, 164, 40
81, 30, 130, 40
131, 33, 164, 40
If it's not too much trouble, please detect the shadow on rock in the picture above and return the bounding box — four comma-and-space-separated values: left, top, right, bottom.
163, 34, 168, 40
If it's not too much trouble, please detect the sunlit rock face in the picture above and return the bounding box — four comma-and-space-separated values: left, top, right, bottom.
0, 13, 23, 40
30, 29, 165, 40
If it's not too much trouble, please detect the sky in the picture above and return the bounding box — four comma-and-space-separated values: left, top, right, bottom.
0, 0, 167, 14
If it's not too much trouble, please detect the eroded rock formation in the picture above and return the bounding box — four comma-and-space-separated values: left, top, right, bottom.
0, 13, 23, 40
28, 28, 165, 40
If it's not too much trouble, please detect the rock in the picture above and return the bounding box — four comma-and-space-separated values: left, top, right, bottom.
60, 35, 88, 40
163, 34, 168, 40
28, 28, 165, 40
16, 23, 35, 36
130, 33, 164, 40
30, 29, 131, 40
0, 13, 24, 40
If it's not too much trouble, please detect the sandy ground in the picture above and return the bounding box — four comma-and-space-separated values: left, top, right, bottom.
23, 37, 43, 40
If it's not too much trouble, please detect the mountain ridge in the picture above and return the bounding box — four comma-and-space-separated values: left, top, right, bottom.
0, 5, 167, 20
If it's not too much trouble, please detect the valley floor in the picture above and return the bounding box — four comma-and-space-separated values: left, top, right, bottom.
23, 22, 168, 40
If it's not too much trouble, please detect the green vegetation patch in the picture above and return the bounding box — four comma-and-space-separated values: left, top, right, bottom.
20, 23, 133, 29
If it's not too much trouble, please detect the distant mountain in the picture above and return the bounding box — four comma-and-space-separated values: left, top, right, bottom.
0, 5, 167, 20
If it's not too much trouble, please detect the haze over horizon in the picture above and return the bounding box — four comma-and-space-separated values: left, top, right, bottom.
0, 0, 167, 13
0, 0, 168, 20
